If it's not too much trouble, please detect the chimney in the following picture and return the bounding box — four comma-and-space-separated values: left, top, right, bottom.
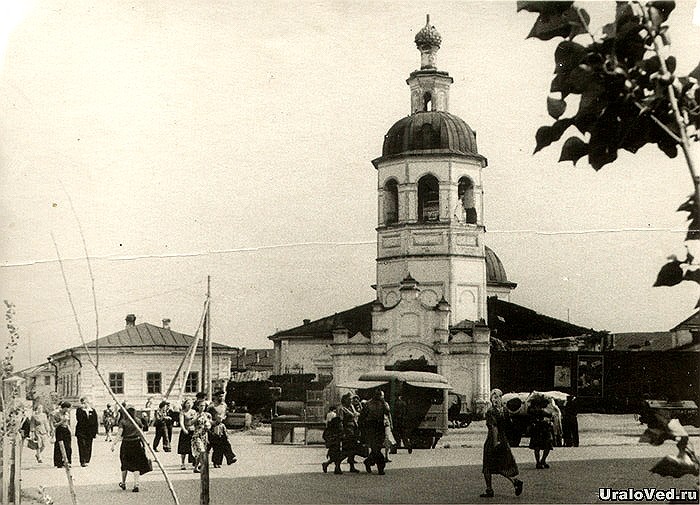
303, 319, 311, 325
241, 347, 246, 356
125, 314, 136, 327
162, 318, 171, 329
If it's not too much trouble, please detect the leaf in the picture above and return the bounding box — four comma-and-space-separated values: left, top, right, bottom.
677, 195, 700, 240
547, 96, 567, 118
648, 1, 676, 22
653, 259, 683, 287
666, 56, 677, 74
656, 132, 678, 158
554, 41, 588, 75
684, 268, 700, 284
534, 126, 554, 153
558, 136, 588, 164
517, 1, 573, 15
688, 61, 700, 82
527, 12, 572, 40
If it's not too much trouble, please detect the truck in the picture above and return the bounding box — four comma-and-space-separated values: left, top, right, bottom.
338, 370, 452, 449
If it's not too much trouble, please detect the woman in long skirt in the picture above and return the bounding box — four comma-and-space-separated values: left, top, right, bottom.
177, 399, 196, 470
111, 406, 151, 492
51, 402, 72, 468
481, 389, 523, 498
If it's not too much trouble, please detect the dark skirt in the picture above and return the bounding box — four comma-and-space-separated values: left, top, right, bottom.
483, 436, 519, 478
120, 439, 151, 474
177, 430, 194, 460
528, 419, 554, 451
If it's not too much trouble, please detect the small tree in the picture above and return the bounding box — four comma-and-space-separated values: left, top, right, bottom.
517, 1, 700, 303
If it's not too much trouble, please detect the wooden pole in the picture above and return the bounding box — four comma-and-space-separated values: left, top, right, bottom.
2, 436, 10, 505
199, 450, 210, 505
206, 276, 212, 402
13, 433, 21, 505
59, 441, 78, 505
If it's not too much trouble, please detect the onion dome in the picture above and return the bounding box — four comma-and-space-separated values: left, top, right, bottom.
382, 111, 480, 158
415, 15, 442, 51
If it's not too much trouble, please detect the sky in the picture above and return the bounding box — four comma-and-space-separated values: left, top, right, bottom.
1, 1, 699, 371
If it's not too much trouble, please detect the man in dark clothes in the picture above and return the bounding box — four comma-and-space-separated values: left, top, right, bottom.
562, 395, 579, 447
359, 389, 389, 475
391, 395, 411, 453
207, 390, 237, 467
75, 396, 99, 467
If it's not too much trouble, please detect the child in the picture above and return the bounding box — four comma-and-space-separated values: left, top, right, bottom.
322, 416, 344, 475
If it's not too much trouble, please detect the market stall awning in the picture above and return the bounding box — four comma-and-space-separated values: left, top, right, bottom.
406, 381, 452, 390
336, 380, 389, 389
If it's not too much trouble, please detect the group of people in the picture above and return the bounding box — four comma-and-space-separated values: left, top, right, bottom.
21, 391, 237, 494
321, 389, 409, 476
20, 397, 100, 469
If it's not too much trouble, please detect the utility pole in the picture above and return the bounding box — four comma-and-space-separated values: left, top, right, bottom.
206, 275, 212, 402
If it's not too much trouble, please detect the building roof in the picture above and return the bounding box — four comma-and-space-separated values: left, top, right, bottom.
270, 297, 597, 342
380, 111, 482, 161
269, 302, 374, 340
52, 322, 236, 358
610, 332, 676, 351
487, 297, 597, 341
670, 310, 700, 332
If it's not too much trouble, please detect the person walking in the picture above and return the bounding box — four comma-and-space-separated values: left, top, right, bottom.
338, 393, 361, 473
207, 391, 236, 467
29, 403, 51, 463
177, 399, 197, 470
562, 395, 579, 447
111, 406, 151, 493
481, 389, 523, 498
191, 400, 212, 473
391, 395, 410, 454
528, 393, 554, 469
51, 401, 72, 468
152, 401, 172, 452
359, 389, 390, 475
75, 397, 99, 467
322, 415, 345, 474
102, 404, 116, 442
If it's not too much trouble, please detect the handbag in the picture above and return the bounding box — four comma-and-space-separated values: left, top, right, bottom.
26, 435, 39, 450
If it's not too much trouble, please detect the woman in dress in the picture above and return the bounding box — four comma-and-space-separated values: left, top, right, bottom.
481, 389, 523, 498
111, 406, 151, 493
177, 399, 196, 470
29, 403, 51, 463
51, 401, 72, 468
191, 400, 212, 473
527, 394, 554, 469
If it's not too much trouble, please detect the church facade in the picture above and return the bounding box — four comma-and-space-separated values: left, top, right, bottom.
269, 19, 519, 411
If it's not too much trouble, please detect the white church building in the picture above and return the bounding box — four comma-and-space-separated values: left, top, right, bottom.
269, 19, 589, 411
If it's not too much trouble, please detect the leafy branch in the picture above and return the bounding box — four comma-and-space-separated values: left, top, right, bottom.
518, 0, 700, 304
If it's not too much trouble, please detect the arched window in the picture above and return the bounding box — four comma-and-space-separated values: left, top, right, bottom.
418, 174, 440, 222
457, 177, 477, 224
423, 92, 432, 111
384, 179, 399, 224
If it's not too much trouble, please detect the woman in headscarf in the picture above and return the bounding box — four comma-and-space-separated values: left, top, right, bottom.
481, 389, 523, 498
111, 406, 151, 493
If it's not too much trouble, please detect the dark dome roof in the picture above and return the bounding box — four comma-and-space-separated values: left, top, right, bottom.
382, 111, 479, 158
485, 246, 514, 286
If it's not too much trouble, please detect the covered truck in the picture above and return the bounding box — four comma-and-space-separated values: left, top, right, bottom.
338, 371, 452, 449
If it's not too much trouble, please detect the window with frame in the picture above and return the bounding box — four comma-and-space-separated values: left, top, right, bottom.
185, 371, 198, 393
44, 376, 51, 386
109, 372, 124, 394
146, 372, 162, 394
